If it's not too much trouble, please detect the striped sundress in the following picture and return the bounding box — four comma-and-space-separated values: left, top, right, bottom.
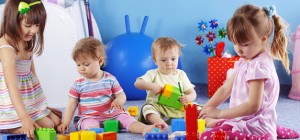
0, 45, 50, 130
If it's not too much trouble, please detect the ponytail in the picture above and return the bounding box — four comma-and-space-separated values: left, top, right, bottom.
271, 15, 290, 74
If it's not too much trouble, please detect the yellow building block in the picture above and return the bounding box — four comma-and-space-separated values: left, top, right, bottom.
81, 131, 96, 140
162, 84, 173, 98
70, 130, 96, 140
198, 119, 206, 135
127, 106, 138, 116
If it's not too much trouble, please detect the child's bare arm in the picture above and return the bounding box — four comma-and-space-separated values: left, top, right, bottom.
111, 92, 126, 110
57, 97, 77, 133
180, 88, 197, 105
200, 78, 264, 119
134, 78, 162, 95
204, 73, 235, 108
219, 79, 264, 119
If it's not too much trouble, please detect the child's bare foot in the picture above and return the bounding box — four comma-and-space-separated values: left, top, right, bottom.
142, 123, 168, 136
205, 117, 218, 128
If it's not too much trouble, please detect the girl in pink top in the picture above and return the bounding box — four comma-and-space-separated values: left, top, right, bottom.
199, 4, 299, 140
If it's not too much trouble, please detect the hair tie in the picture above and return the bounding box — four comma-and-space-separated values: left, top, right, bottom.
18, 1, 42, 15
263, 5, 276, 18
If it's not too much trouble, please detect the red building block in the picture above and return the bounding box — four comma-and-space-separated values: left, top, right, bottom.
185, 104, 198, 140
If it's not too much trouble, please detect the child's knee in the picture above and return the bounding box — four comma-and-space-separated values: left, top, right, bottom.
80, 118, 99, 130
142, 105, 160, 121
41, 120, 55, 128
52, 118, 61, 128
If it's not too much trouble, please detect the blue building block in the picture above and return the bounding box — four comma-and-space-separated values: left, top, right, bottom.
145, 132, 168, 140
171, 119, 186, 132
1, 134, 27, 140
174, 135, 186, 140
151, 128, 160, 132
89, 128, 104, 134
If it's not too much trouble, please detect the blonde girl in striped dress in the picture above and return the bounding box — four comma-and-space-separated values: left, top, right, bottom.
0, 0, 61, 139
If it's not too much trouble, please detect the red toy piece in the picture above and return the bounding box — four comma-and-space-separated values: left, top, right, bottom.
185, 104, 198, 140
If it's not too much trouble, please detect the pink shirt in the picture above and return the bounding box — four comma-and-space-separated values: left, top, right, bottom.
69, 72, 125, 119
222, 51, 279, 138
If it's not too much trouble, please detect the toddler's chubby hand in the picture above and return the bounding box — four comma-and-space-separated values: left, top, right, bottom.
179, 95, 189, 105
57, 123, 69, 134
111, 98, 123, 110
151, 83, 163, 96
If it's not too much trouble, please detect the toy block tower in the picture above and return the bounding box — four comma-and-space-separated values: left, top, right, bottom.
158, 84, 184, 111
185, 104, 198, 140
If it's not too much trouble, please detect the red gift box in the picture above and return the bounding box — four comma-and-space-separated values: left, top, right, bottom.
207, 56, 239, 97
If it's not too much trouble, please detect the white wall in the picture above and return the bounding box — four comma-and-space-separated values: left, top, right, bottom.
35, 3, 79, 107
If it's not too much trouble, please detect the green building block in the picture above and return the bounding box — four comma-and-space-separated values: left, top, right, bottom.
158, 84, 184, 111
35, 128, 56, 140
158, 94, 168, 105
104, 119, 119, 132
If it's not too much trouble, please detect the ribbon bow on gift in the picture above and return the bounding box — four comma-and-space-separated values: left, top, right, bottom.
18, 1, 41, 15
263, 5, 276, 18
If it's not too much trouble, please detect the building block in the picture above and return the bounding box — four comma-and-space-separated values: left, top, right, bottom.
57, 134, 70, 140
161, 84, 173, 98
89, 128, 104, 134
127, 106, 138, 116
35, 128, 56, 140
96, 132, 117, 140
104, 119, 119, 132
158, 84, 184, 111
1, 134, 27, 140
185, 104, 198, 140
81, 131, 96, 140
197, 119, 205, 135
169, 131, 186, 140
151, 128, 160, 132
144, 132, 168, 140
70, 131, 82, 140
70, 130, 96, 140
171, 119, 186, 132
158, 95, 168, 105
174, 135, 186, 140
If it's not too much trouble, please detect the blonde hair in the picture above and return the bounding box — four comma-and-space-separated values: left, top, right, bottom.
227, 4, 290, 74
72, 37, 107, 66
151, 37, 181, 61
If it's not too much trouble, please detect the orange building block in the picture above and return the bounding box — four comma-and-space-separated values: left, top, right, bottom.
96, 132, 117, 140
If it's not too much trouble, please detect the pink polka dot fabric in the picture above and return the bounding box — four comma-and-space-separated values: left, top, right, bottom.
207, 57, 239, 97
277, 125, 299, 139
